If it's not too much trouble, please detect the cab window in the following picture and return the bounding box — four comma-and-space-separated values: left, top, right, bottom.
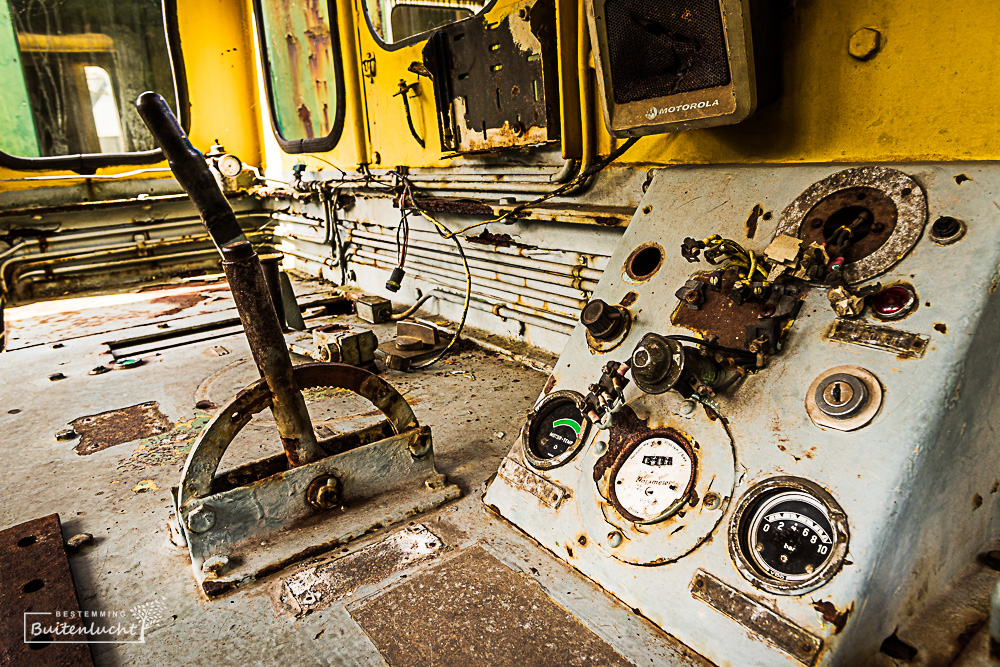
364, 0, 488, 47
253, 0, 345, 152
0, 0, 182, 166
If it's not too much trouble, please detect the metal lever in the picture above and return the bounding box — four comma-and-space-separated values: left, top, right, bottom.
135, 91, 322, 467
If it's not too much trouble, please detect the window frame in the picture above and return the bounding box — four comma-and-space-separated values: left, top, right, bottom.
0, 0, 189, 174
360, 0, 496, 52
252, 0, 346, 154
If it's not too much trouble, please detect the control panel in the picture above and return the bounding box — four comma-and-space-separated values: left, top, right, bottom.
484, 165, 1000, 665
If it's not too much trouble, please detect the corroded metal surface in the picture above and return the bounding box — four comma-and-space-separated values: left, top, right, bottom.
691, 570, 822, 665
774, 166, 928, 284
0, 514, 94, 667
350, 546, 633, 667
71, 401, 172, 455
274, 524, 445, 616
825, 319, 929, 359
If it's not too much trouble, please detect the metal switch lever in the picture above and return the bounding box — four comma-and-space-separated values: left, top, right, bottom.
136, 91, 321, 467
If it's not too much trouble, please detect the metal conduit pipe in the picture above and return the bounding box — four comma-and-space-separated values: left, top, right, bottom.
348, 252, 580, 325
278, 245, 339, 269
351, 247, 587, 312
431, 288, 575, 335
272, 212, 609, 281
351, 255, 578, 329
347, 225, 604, 284
348, 233, 598, 295
0, 212, 269, 263
17, 248, 221, 287
7, 230, 271, 297
347, 223, 606, 281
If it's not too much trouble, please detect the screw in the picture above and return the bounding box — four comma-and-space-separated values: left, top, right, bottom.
703, 492, 722, 510
306, 475, 342, 510
849, 27, 882, 61
185, 505, 216, 534
810, 217, 824, 229
202, 555, 229, 579
679, 400, 696, 416
594, 440, 607, 455
607, 531, 624, 548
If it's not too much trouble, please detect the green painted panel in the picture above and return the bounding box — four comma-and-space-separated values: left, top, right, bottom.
0, 0, 39, 157
259, 0, 338, 142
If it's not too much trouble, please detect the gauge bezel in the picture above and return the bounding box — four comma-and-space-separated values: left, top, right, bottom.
521, 391, 591, 470
729, 477, 849, 595
607, 428, 697, 524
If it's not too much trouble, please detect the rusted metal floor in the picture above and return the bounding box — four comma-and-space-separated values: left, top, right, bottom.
0, 277, 704, 666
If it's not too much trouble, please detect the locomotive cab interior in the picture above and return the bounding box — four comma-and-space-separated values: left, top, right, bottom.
1, 1, 999, 665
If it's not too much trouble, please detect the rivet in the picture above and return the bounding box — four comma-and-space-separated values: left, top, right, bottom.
607, 531, 623, 548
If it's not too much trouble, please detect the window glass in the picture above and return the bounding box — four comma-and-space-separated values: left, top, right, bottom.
365, 0, 486, 45
0, 0, 178, 159
256, 0, 341, 145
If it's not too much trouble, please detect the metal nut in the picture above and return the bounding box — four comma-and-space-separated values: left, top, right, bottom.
607, 531, 624, 548
185, 505, 216, 534
201, 555, 229, 579
848, 27, 881, 60
306, 475, 342, 510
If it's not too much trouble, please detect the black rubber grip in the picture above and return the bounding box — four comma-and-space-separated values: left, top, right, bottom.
136, 91, 247, 250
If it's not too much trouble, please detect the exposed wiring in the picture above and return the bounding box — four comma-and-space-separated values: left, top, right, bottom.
391, 292, 436, 320
402, 179, 471, 371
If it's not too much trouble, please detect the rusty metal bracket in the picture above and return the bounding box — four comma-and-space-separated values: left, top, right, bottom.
173, 362, 460, 597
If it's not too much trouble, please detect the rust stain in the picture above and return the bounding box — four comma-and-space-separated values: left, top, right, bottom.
116, 414, 212, 471
467, 229, 538, 250
71, 402, 172, 455
620, 291, 638, 307
543, 375, 556, 394
405, 197, 493, 217
811, 600, 852, 634
934, 322, 947, 333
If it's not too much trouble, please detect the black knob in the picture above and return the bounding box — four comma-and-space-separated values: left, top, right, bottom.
581, 299, 624, 340
630, 333, 686, 394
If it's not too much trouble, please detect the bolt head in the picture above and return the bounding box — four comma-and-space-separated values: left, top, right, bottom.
608, 531, 624, 548
594, 440, 607, 455
202, 555, 229, 578
679, 400, 696, 416
185, 505, 216, 534
849, 27, 882, 60
306, 475, 342, 510
703, 492, 722, 510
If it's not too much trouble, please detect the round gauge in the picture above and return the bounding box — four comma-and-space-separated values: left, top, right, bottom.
522, 391, 589, 469
609, 431, 695, 524
731, 478, 849, 595
217, 154, 243, 178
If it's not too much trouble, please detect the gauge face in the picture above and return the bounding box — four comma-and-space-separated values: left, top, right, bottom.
524, 393, 588, 468
218, 154, 243, 177
610, 433, 695, 523
745, 490, 836, 582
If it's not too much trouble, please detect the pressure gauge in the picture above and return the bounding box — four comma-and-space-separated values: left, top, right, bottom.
608, 430, 696, 524
217, 153, 243, 178
522, 391, 589, 469
730, 478, 849, 595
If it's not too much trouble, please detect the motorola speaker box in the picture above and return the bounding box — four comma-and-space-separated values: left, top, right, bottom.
586, 0, 777, 137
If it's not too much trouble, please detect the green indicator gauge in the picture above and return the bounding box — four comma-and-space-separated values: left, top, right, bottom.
522, 391, 590, 470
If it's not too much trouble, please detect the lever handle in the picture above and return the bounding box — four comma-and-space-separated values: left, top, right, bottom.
135, 91, 247, 251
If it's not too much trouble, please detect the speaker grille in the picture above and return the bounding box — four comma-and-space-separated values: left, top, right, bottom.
604, 0, 732, 104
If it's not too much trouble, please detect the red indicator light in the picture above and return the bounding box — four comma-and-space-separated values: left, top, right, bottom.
872, 285, 915, 318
